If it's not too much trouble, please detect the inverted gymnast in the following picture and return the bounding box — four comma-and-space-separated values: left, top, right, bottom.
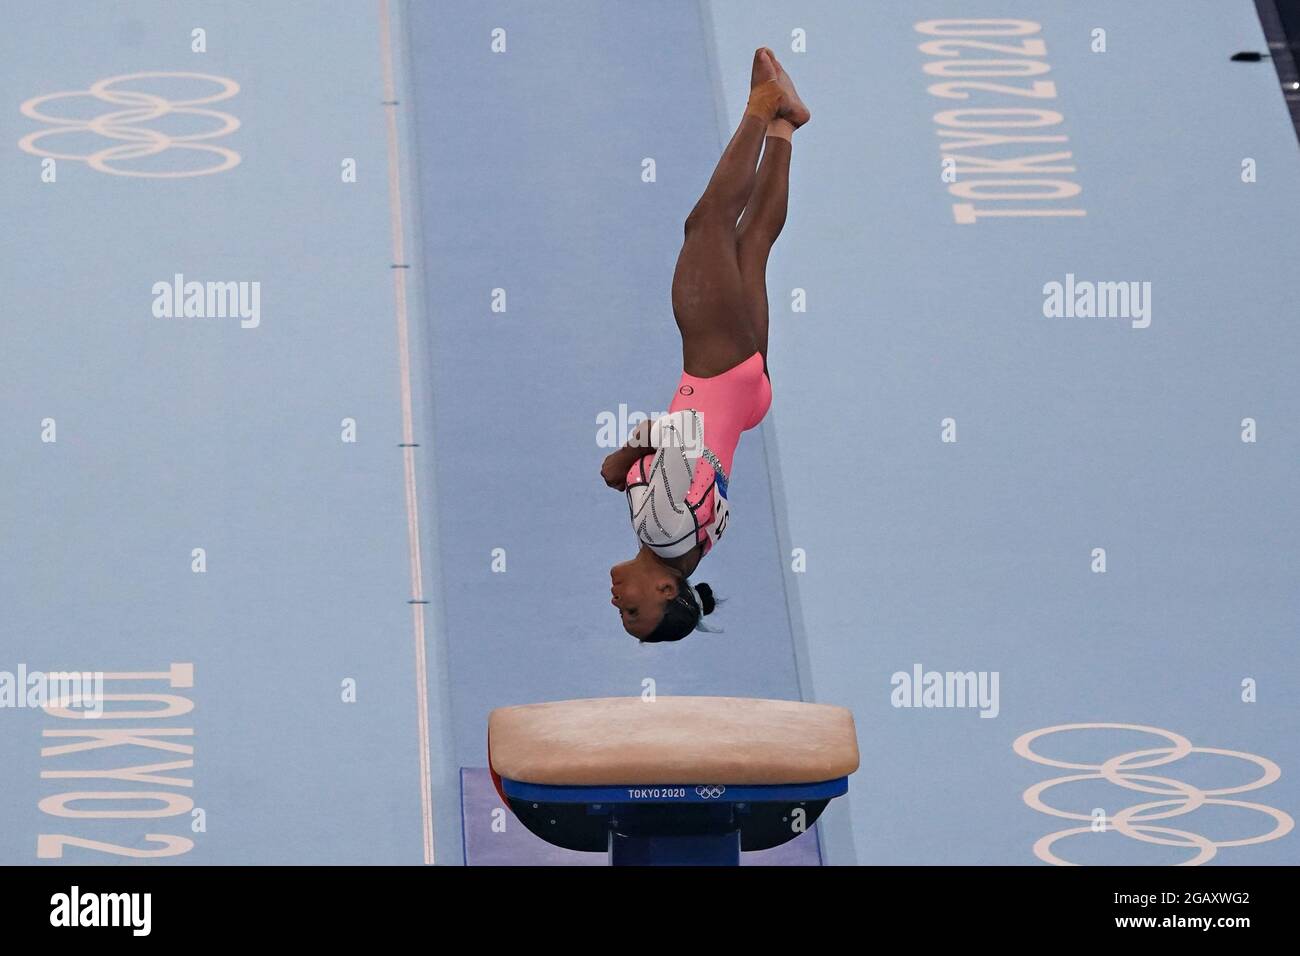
601, 48, 807, 642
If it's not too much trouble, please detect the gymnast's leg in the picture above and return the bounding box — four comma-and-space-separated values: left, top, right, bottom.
670, 48, 800, 377
735, 51, 805, 368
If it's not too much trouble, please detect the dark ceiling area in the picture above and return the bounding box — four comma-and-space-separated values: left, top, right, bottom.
1253, 0, 1300, 136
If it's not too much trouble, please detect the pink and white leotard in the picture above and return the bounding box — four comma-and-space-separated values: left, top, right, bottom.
625, 352, 772, 559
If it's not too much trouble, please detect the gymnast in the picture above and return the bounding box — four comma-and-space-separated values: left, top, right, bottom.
601, 48, 807, 642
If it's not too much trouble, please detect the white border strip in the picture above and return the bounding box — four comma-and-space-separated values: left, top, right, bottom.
379, 0, 435, 865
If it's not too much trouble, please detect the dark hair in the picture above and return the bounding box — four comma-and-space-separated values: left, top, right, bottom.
640, 581, 716, 643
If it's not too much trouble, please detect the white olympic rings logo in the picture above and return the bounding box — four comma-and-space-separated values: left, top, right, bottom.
18, 72, 241, 178
1013, 723, 1294, 866
696, 785, 726, 800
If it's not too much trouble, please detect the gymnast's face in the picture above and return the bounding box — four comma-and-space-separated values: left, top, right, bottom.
610, 559, 676, 639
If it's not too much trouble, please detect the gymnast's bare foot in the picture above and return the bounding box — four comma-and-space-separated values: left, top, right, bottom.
745, 49, 788, 124
751, 47, 778, 88
764, 47, 810, 128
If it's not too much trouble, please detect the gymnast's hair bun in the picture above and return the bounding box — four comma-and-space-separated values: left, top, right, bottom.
696, 582, 716, 615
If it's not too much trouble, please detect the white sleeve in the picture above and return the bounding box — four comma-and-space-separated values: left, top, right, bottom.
626, 410, 706, 558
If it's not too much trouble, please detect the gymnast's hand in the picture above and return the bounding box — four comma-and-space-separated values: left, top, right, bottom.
601, 453, 630, 492
603, 420, 655, 491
